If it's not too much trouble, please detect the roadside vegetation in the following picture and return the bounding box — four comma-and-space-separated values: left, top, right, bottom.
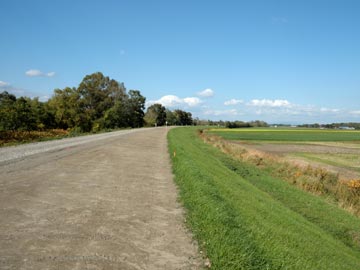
168, 127, 360, 269
0, 72, 193, 145
0, 129, 69, 146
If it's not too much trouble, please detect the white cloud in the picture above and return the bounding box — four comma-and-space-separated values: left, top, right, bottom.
46, 71, 55, 77
248, 99, 292, 108
198, 88, 214, 97
350, 110, 360, 115
0, 81, 50, 100
148, 95, 202, 108
183, 97, 202, 107
224, 99, 243, 106
0, 80, 10, 87
150, 95, 183, 107
39, 95, 50, 101
320, 107, 340, 113
25, 69, 55, 77
203, 109, 239, 116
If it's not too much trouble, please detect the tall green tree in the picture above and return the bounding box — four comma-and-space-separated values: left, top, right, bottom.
127, 90, 146, 128
29, 98, 56, 130
165, 109, 176, 125
14, 97, 37, 131
174, 109, 193, 125
48, 87, 81, 130
77, 72, 127, 131
0, 91, 18, 131
144, 103, 166, 126
103, 100, 128, 129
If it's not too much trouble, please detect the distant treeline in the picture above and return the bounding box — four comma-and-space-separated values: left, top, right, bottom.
193, 120, 269, 128
0, 72, 193, 133
298, 123, 360, 130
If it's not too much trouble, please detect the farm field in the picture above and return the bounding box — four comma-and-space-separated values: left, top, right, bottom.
168, 127, 360, 269
209, 127, 360, 142
209, 128, 360, 179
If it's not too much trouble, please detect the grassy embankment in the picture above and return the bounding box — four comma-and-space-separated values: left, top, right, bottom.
168, 127, 360, 270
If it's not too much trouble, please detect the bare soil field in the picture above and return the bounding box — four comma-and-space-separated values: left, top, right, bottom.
0, 128, 201, 270
233, 141, 360, 180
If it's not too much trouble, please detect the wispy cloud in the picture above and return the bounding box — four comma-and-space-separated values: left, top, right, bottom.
183, 97, 202, 107
148, 95, 202, 108
350, 110, 360, 115
197, 88, 214, 98
203, 109, 240, 117
248, 99, 292, 108
25, 69, 55, 77
0, 81, 49, 101
224, 99, 243, 106
0, 80, 10, 87
320, 107, 340, 113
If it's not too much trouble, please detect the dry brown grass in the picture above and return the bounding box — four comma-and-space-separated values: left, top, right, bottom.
200, 131, 360, 216
0, 129, 69, 146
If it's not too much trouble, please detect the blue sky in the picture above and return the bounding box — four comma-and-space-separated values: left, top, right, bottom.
1, 0, 359, 124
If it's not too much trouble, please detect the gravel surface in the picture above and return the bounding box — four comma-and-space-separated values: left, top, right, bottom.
0, 127, 202, 269
0, 129, 144, 164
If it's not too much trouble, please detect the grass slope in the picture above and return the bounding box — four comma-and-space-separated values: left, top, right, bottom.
168, 127, 360, 270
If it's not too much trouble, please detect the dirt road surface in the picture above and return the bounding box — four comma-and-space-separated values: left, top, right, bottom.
0, 128, 202, 270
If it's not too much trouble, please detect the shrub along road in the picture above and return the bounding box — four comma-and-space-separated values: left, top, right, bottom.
0, 127, 201, 269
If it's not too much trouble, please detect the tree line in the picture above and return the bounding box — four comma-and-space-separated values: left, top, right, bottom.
298, 123, 360, 130
0, 72, 194, 133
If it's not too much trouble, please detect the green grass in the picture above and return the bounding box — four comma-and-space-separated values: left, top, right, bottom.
209, 128, 360, 142
168, 127, 360, 270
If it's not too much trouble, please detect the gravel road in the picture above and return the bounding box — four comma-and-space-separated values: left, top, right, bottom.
0, 127, 201, 269
0, 129, 141, 163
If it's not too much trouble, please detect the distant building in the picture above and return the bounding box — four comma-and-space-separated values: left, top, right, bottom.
339, 126, 355, 130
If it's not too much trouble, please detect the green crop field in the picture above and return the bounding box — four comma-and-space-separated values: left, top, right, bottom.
208, 128, 360, 142
168, 127, 360, 270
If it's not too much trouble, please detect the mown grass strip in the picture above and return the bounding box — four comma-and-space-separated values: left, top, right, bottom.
168, 127, 360, 270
